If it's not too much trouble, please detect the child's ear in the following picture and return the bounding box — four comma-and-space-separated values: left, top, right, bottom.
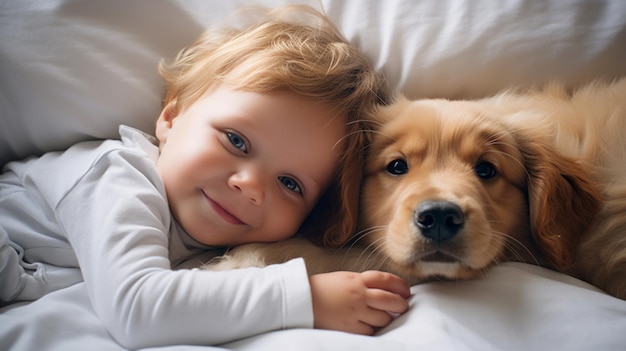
155, 100, 178, 144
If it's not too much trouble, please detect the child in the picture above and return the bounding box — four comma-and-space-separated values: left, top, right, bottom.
0, 4, 410, 348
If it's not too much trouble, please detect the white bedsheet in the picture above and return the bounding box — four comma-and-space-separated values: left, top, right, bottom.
2, 0, 626, 350
2, 263, 625, 351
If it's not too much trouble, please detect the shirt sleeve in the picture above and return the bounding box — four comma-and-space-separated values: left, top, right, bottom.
54, 149, 313, 348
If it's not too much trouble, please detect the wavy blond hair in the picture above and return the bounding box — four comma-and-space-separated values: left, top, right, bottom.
158, 4, 389, 247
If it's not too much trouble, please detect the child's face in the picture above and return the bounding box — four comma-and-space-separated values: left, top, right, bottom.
155, 85, 347, 247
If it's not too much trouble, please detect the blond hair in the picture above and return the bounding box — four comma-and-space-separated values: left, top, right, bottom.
158, 4, 389, 247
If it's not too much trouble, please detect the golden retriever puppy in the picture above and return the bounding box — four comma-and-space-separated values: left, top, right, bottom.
203, 78, 626, 300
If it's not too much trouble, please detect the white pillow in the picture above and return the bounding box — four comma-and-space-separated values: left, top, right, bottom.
1, 0, 625, 167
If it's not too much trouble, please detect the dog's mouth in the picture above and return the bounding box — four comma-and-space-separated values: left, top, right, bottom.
420, 251, 460, 264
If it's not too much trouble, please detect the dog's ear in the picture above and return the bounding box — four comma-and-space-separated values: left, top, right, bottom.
296, 156, 362, 248
297, 107, 377, 248
311, 99, 414, 248
321, 153, 364, 247
296, 160, 361, 248
521, 136, 602, 271
303, 96, 414, 247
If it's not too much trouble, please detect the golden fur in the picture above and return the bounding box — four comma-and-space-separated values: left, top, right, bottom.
203, 78, 626, 300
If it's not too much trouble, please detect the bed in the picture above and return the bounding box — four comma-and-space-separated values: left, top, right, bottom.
1, 0, 626, 350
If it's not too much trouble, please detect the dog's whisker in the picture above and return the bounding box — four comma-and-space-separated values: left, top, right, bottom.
488, 229, 542, 268
354, 235, 387, 271
333, 129, 376, 150
330, 226, 390, 271
340, 231, 390, 272
344, 226, 386, 249
361, 236, 389, 269
346, 118, 386, 130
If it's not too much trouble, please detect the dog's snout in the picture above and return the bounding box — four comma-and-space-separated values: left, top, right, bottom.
414, 201, 465, 243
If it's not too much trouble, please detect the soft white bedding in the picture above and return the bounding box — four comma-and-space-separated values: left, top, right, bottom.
3, 263, 625, 351
1, 0, 626, 350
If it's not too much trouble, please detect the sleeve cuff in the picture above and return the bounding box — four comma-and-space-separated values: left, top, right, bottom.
278, 257, 314, 329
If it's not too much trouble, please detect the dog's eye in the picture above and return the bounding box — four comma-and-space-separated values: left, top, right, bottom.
475, 161, 497, 179
386, 159, 409, 175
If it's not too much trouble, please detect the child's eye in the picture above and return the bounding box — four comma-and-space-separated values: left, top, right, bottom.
227, 132, 248, 154
278, 176, 302, 194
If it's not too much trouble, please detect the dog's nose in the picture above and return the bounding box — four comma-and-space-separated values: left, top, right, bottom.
414, 201, 465, 243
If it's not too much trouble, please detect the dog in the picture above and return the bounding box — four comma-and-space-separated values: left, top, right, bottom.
203, 78, 626, 300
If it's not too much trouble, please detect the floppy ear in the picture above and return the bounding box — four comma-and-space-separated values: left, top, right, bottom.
296, 136, 364, 248
521, 136, 602, 271
290, 126, 359, 249
301, 117, 370, 247
322, 152, 364, 247
303, 96, 408, 247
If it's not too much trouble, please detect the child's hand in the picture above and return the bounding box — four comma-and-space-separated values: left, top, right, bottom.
309, 271, 411, 335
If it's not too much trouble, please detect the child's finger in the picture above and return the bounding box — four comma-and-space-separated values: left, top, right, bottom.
359, 308, 394, 328
352, 321, 376, 336
361, 270, 411, 298
365, 288, 410, 314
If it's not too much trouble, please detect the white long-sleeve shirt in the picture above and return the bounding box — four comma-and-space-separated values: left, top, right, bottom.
0, 125, 313, 348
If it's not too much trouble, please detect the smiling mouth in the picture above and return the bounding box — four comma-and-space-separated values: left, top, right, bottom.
201, 190, 246, 225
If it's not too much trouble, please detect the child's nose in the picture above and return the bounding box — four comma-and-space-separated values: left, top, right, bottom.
228, 169, 265, 205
